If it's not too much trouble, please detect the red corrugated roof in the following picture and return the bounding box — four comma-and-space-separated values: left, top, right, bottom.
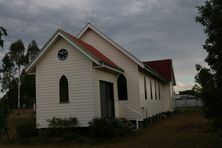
143, 59, 175, 84
61, 30, 120, 70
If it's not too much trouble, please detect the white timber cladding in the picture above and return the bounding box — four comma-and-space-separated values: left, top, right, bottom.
162, 83, 174, 112
94, 69, 119, 118
36, 37, 95, 128
146, 76, 151, 99
80, 29, 141, 119
33, 25, 176, 127
170, 82, 175, 111
139, 72, 164, 118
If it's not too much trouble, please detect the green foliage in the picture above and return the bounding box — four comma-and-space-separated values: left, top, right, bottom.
0, 26, 7, 48
213, 116, 222, 129
1, 54, 14, 72
38, 127, 87, 140
0, 100, 9, 135
26, 40, 40, 62
2, 80, 18, 109
16, 122, 37, 138
195, 57, 222, 130
179, 87, 201, 100
195, 0, 222, 130
0, 54, 14, 92
63, 132, 79, 141
0, 39, 40, 109
196, 0, 222, 73
47, 117, 78, 128
37, 117, 80, 140
179, 90, 195, 95
0, 39, 26, 107
88, 118, 131, 139
9, 39, 26, 66
20, 72, 36, 108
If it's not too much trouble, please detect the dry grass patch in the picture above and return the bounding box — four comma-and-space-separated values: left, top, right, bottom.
0, 108, 222, 148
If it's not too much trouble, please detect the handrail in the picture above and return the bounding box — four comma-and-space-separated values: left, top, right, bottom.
115, 100, 143, 129
115, 100, 142, 117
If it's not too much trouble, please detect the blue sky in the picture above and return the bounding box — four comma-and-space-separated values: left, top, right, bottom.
0, 0, 206, 95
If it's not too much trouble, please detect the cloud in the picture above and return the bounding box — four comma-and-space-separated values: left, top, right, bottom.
174, 82, 194, 94
0, 0, 206, 95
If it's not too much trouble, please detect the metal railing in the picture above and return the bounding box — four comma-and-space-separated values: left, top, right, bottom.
115, 100, 143, 129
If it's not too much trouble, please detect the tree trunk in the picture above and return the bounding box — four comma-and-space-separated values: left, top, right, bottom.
17, 66, 21, 115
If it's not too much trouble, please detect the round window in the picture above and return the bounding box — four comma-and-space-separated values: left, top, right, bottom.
58, 49, 68, 61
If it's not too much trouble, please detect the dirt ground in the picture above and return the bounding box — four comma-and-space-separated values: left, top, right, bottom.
0, 108, 222, 148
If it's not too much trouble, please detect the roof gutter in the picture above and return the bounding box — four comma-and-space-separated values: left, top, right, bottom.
94, 62, 123, 74
141, 65, 167, 83
77, 24, 167, 81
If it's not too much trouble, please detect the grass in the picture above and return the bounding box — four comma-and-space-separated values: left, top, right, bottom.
0, 108, 222, 148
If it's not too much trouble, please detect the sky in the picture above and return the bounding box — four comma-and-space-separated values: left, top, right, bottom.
0, 0, 206, 95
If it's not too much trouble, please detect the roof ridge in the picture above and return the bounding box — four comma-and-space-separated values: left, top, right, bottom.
143, 59, 172, 63
59, 28, 122, 70
25, 28, 123, 74
77, 23, 145, 67
144, 59, 176, 85
77, 23, 172, 81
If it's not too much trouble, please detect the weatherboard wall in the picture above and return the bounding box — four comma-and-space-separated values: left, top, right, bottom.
80, 29, 141, 120
162, 83, 175, 112
35, 37, 95, 128
94, 69, 120, 118
139, 72, 164, 118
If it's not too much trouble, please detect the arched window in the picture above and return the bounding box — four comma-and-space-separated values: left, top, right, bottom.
117, 74, 128, 100
59, 75, 69, 103
150, 79, 153, 100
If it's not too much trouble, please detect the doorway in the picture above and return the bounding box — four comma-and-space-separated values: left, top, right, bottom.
99, 80, 115, 118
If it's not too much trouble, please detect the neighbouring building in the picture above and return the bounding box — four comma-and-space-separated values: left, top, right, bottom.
175, 94, 203, 108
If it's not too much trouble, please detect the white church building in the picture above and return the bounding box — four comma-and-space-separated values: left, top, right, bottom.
26, 23, 176, 128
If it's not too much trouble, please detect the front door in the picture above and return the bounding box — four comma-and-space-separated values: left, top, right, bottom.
100, 80, 115, 118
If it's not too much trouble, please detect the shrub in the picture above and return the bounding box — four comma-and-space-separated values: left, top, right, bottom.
63, 132, 79, 141
88, 118, 130, 139
16, 122, 37, 138
47, 117, 78, 128
42, 117, 78, 138
164, 111, 174, 117
213, 117, 222, 131
0, 100, 9, 136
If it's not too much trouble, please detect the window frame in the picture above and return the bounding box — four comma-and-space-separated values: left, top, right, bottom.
155, 81, 157, 100
150, 79, 153, 100
117, 74, 128, 100
158, 83, 161, 100
59, 75, 69, 103
144, 76, 147, 100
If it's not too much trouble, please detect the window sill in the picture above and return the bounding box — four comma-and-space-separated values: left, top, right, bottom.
59, 101, 69, 104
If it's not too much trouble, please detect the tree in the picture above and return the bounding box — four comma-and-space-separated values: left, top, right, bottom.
0, 27, 7, 48
0, 40, 26, 110
179, 90, 195, 96
9, 39, 26, 110
0, 54, 14, 92
26, 40, 40, 62
196, 0, 222, 130
21, 40, 39, 107
0, 40, 39, 109
0, 53, 17, 109
192, 84, 201, 100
